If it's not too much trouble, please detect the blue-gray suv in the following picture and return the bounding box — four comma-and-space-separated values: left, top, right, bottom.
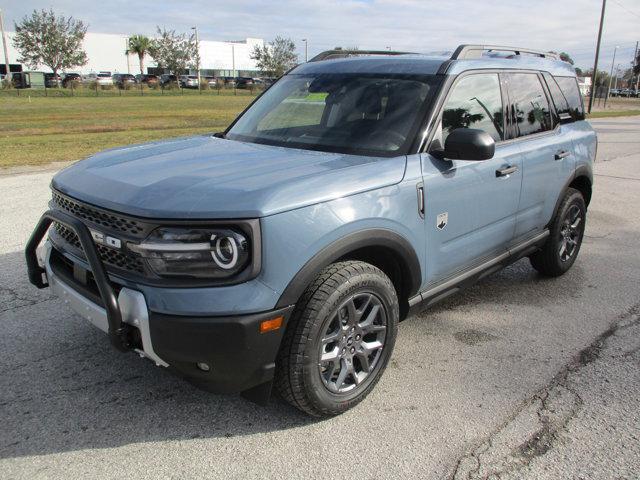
26, 45, 596, 416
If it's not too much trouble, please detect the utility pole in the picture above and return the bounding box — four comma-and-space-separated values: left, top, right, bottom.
588, 0, 607, 113
0, 8, 11, 82
302, 38, 308, 62
604, 45, 618, 108
191, 26, 201, 91
634, 41, 639, 93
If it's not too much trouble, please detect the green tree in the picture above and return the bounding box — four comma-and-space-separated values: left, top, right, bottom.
12, 9, 88, 87
559, 52, 574, 65
148, 27, 197, 79
251, 36, 298, 77
127, 35, 152, 75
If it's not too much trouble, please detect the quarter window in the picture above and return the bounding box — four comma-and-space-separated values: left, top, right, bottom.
542, 72, 570, 123
507, 73, 553, 137
554, 76, 585, 121
440, 74, 504, 144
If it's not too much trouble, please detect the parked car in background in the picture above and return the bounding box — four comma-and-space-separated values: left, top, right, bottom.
11, 72, 31, 89
609, 88, 621, 97
135, 74, 158, 87
97, 72, 113, 86
179, 75, 199, 88
261, 77, 277, 88
204, 76, 217, 88
159, 74, 177, 87
84, 72, 114, 86
62, 73, 82, 88
220, 76, 236, 87
113, 73, 137, 88
235, 77, 255, 89
44, 73, 62, 88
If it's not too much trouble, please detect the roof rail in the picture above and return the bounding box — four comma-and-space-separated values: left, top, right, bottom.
451, 45, 559, 61
308, 49, 416, 62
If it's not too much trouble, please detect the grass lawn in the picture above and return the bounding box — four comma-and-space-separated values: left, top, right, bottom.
587, 109, 640, 118
0, 94, 255, 168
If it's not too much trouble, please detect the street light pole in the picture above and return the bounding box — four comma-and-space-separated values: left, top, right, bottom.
0, 8, 11, 82
604, 45, 618, 109
125, 37, 131, 75
302, 38, 308, 62
588, 0, 607, 114
191, 26, 201, 91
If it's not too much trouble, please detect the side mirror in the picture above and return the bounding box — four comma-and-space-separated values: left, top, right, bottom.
443, 128, 495, 161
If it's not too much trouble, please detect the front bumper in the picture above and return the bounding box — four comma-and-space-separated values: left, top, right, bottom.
25, 210, 294, 395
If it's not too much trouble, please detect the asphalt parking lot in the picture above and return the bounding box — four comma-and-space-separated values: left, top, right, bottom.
1, 117, 639, 479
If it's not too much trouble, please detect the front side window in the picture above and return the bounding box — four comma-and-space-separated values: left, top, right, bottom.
507, 73, 553, 137
227, 73, 439, 156
439, 73, 504, 145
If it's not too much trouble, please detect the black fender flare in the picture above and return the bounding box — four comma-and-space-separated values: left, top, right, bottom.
275, 228, 422, 308
549, 165, 593, 226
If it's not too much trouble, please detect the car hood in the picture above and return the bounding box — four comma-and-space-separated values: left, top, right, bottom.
52, 135, 407, 219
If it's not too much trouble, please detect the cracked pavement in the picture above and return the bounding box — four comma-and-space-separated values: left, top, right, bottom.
1, 117, 639, 479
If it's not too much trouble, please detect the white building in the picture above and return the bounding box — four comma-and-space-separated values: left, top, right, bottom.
4, 31, 264, 76
577, 76, 592, 97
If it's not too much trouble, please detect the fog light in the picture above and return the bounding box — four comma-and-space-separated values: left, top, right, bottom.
196, 362, 210, 372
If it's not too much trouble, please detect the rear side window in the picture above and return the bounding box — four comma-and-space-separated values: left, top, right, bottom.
542, 72, 570, 123
440, 73, 504, 144
506, 73, 553, 137
554, 76, 585, 121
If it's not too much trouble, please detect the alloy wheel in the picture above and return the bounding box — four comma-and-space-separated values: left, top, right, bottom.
559, 204, 582, 262
318, 292, 387, 394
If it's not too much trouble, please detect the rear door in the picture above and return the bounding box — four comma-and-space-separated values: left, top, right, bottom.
504, 72, 576, 238
421, 72, 523, 284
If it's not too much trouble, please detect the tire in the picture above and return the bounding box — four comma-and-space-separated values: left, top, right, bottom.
275, 260, 399, 417
530, 188, 586, 277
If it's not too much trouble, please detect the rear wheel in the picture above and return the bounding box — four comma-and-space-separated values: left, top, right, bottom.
530, 188, 586, 277
275, 261, 399, 417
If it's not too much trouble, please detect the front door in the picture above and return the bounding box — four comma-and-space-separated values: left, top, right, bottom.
421, 72, 523, 285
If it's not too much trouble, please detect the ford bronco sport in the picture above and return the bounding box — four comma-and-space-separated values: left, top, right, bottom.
26, 45, 596, 417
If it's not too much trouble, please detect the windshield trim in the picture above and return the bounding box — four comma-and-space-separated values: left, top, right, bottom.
224, 72, 443, 158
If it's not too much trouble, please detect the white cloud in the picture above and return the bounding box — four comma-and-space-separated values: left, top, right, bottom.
3, 0, 638, 68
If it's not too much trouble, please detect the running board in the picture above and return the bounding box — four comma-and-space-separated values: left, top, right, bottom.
408, 230, 549, 315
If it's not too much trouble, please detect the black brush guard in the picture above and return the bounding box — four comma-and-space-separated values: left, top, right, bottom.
25, 209, 130, 352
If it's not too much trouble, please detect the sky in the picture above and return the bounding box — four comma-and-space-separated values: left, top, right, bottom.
2, 0, 639, 71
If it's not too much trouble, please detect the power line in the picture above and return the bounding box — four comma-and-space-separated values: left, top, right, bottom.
611, 0, 640, 19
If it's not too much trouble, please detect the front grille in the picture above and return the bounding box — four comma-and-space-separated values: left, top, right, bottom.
52, 221, 145, 275
52, 191, 145, 236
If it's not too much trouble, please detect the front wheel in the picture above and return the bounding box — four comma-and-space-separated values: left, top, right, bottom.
275, 261, 399, 417
530, 188, 586, 277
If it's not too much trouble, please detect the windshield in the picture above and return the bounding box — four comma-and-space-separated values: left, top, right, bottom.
226, 73, 439, 156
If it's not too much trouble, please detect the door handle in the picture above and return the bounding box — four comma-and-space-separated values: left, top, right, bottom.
555, 150, 571, 160
495, 165, 518, 177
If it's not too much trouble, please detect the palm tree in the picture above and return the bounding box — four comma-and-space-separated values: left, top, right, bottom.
127, 35, 152, 75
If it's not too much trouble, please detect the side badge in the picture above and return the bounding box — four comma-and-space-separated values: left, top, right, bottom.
437, 212, 448, 230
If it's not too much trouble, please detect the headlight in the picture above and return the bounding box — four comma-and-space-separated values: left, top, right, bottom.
129, 227, 250, 278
